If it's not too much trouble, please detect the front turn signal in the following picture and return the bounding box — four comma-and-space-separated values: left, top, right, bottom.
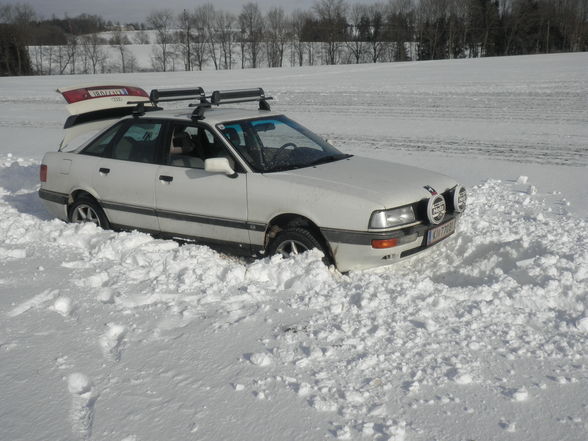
371, 238, 398, 249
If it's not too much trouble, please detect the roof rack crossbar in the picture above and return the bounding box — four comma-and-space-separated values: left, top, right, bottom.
149, 87, 206, 104
210, 88, 272, 111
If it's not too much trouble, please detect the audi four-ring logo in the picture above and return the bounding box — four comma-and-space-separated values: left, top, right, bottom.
427, 194, 446, 224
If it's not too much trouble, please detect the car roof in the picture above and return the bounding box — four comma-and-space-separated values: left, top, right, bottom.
140, 106, 284, 125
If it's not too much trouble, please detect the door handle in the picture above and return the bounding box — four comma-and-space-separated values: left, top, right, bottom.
159, 175, 173, 183
99, 167, 110, 175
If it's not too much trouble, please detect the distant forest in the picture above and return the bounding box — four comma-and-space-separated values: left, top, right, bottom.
1, 0, 586, 75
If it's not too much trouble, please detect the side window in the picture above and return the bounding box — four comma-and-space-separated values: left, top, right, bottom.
80, 124, 121, 157
167, 124, 243, 172
111, 122, 163, 163
219, 123, 260, 168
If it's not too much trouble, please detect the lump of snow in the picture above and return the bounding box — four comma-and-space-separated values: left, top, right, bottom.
309, 396, 337, 412
516, 176, 528, 184
297, 382, 312, 396
512, 387, 529, 402
468, 341, 481, 351
97, 288, 115, 304
500, 420, 517, 432
368, 404, 388, 417
576, 317, 588, 333
68, 373, 92, 395
335, 425, 351, 440
53, 297, 73, 317
249, 352, 273, 367
454, 373, 473, 385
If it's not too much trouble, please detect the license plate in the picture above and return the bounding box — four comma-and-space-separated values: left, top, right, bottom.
427, 218, 456, 245
88, 88, 128, 97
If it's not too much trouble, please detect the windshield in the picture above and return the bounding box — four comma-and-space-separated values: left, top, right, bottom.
216, 115, 351, 173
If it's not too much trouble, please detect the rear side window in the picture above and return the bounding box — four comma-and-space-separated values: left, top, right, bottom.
111, 122, 163, 163
81, 124, 121, 157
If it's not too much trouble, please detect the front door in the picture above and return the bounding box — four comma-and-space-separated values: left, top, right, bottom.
155, 123, 250, 251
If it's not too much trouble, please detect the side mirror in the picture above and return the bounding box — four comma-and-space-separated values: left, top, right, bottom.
204, 157, 237, 178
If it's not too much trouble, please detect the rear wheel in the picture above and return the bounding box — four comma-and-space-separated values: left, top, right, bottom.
69, 197, 110, 229
268, 227, 330, 262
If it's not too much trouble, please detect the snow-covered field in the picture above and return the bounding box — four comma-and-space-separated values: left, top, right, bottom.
1, 53, 587, 441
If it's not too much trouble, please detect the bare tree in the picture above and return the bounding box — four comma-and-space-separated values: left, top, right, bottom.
0, 3, 36, 25
313, 0, 348, 64
346, 3, 369, 63
147, 9, 175, 72
80, 34, 106, 74
239, 3, 264, 68
216, 11, 236, 69
366, 3, 387, 62
289, 10, 310, 66
195, 4, 219, 70
134, 30, 151, 44
266, 7, 289, 67
110, 28, 131, 72
62, 35, 79, 74
176, 9, 195, 71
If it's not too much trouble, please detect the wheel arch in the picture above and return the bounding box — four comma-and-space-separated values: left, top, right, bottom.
68, 187, 100, 206
264, 213, 334, 262
67, 188, 108, 224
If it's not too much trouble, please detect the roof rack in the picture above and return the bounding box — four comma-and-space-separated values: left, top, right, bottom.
129, 86, 272, 120
210, 88, 272, 111
150, 87, 206, 104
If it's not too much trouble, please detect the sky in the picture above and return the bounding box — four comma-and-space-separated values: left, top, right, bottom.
4, 0, 330, 22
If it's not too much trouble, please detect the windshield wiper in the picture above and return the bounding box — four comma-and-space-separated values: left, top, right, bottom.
263, 163, 304, 173
305, 154, 352, 167
263, 154, 352, 173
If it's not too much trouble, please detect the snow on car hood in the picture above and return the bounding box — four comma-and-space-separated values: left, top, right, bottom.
271, 155, 458, 208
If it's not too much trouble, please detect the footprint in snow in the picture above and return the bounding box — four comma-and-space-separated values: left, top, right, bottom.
99, 323, 127, 362
68, 373, 98, 440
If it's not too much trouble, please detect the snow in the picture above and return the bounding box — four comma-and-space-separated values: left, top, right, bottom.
0, 53, 587, 441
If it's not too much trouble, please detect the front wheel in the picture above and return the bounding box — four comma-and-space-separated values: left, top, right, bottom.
68, 197, 110, 229
267, 227, 331, 264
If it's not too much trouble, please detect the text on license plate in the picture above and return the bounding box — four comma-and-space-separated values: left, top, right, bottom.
88, 88, 128, 97
427, 218, 456, 245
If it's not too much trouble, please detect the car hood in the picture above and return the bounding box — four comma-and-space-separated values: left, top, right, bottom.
266, 155, 457, 209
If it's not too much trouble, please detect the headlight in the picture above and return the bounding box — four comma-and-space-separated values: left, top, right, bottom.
453, 185, 467, 213
369, 205, 416, 229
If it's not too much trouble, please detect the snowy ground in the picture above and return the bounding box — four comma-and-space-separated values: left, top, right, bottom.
0, 53, 587, 441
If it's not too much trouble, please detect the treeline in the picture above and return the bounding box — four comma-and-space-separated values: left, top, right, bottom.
1, 0, 587, 75
151, 0, 588, 71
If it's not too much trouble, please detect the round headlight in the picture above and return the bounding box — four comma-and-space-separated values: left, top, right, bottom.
427, 194, 446, 224
453, 185, 467, 213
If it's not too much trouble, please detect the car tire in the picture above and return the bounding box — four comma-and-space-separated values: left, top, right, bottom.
68, 197, 110, 229
268, 227, 331, 264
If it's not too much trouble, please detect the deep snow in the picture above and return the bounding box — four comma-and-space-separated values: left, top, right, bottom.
0, 53, 587, 441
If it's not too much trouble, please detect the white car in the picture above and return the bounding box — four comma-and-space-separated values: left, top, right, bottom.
39, 85, 466, 272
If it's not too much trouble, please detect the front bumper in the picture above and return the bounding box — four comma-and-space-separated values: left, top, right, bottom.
323, 214, 459, 272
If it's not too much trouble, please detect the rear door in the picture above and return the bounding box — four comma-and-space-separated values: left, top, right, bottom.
88, 119, 164, 232
154, 123, 250, 251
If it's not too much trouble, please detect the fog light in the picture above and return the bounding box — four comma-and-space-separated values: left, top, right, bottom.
372, 238, 398, 249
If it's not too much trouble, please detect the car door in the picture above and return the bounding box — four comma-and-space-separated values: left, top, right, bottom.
90, 119, 164, 232
154, 123, 250, 251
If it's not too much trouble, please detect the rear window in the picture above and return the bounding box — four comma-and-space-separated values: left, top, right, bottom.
111, 122, 163, 163
80, 124, 121, 157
